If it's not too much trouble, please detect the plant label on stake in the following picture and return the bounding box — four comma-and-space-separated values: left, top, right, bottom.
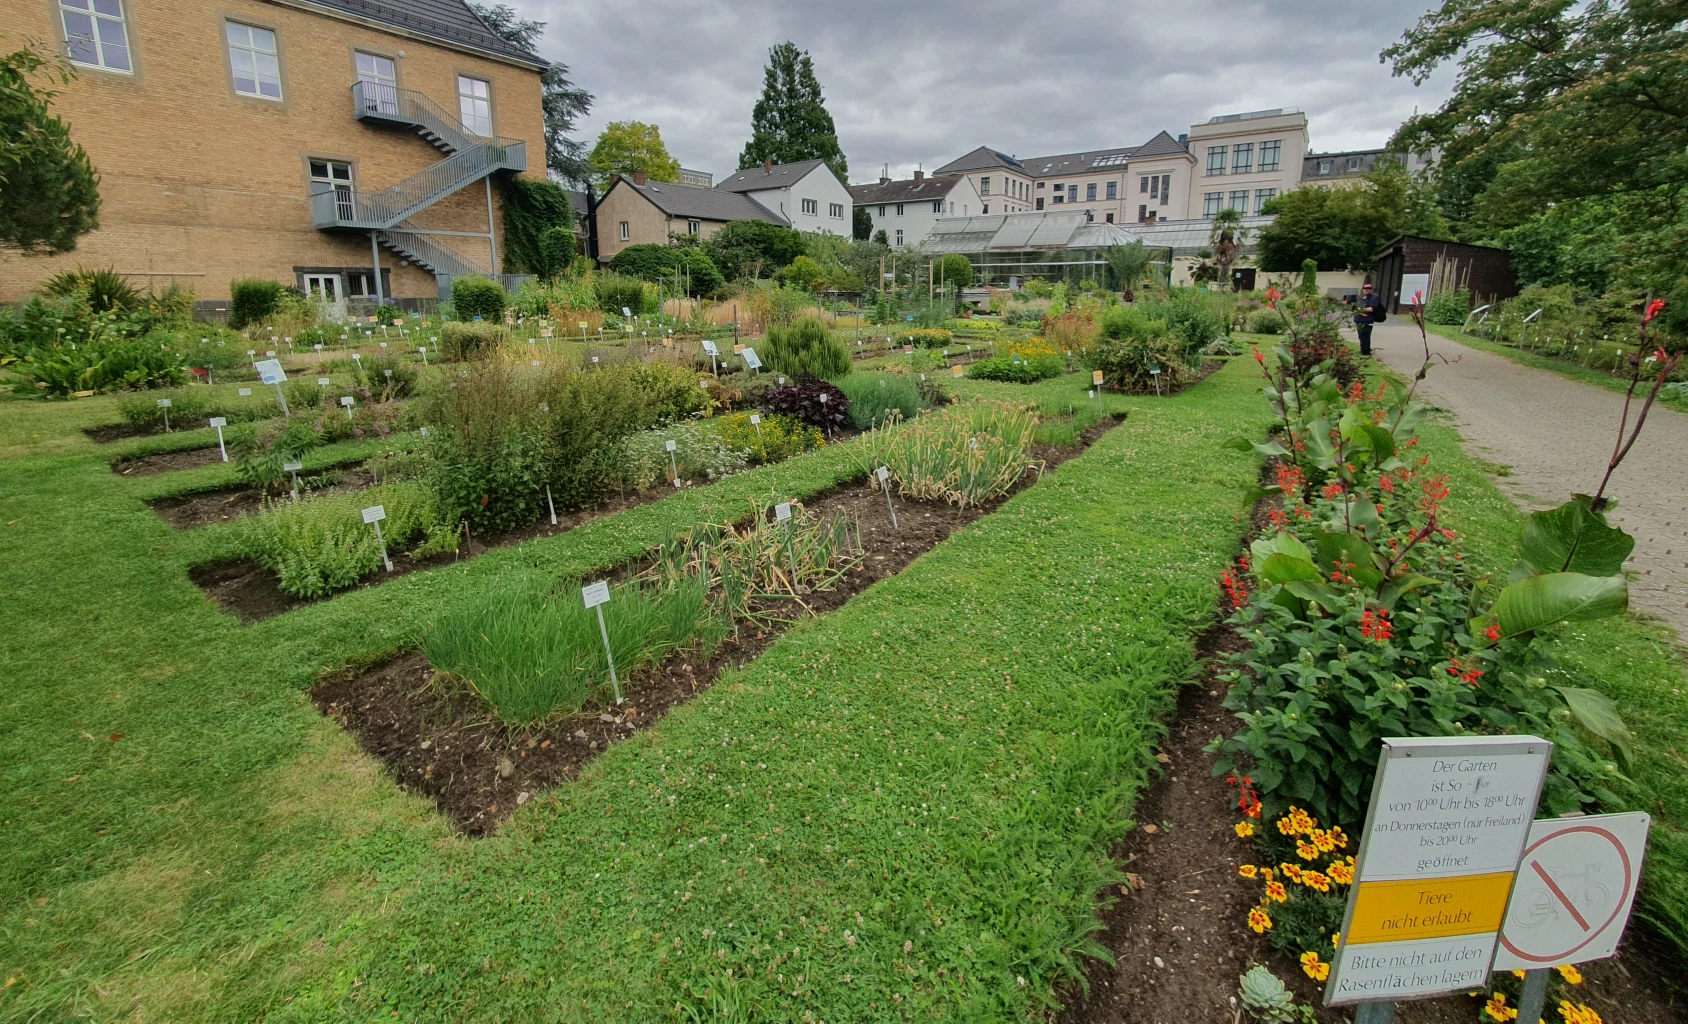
1093, 369, 1104, 388
282, 459, 303, 499
742, 348, 761, 373
360, 505, 393, 572
952, 363, 964, 378
665, 438, 680, 487
254, 359, 289, 416
209, 416, 228, 461
877, 465, 898, 528
318, 376, 330, 388
156, 397, 172, 432
545, 484, 558, 526
581, 580, 622, 704
238, 388, 251, 397
1326, 735, 1552, 1012
418, 345, 427, 366
340, 395, 355, 419
775, 501, 797, 578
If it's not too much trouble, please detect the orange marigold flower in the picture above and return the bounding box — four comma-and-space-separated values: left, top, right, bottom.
1556, 964, 1583, 985
1248, 906, 1273, 933
1265, 880, 1288, 903
1234, 821, 1255, 838
1238, 864, 1258, 879
1485, 992, 1519, 1021
1280, 863, 1303, 883
1312, 829, 1337, 853
1297, 840, 1320, 861
1302, 871, 1332, 893
1328, 860, 1354, 885
1300, 950, 1331, 982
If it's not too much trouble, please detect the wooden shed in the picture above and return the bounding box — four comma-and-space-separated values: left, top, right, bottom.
1374, 236, 1518, 314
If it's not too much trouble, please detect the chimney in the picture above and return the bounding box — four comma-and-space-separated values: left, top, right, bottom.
763, 156, 773, 173
632, 170, 646, 186
1177, 133, 1189, 150
913, 169, 924, 183
879, 175, 891, 185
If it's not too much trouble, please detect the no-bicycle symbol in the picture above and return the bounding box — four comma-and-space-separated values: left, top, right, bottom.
1493, 812, 1650, 969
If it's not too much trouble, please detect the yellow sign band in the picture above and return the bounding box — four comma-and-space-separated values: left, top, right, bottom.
1346, 872, 1514, 945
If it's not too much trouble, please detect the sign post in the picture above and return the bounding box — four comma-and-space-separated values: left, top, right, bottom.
545, 484, 558, 526
749, 412, 763, 454
774, 501, 796, 578
1327, 736, 1552, 1020
283, 459, 302, 500
665, 438, 680, 488
340, 395, 355, 419
877, 466, 898, 528
742, 347, 761, 374
361, 505, 392, 571
254, 359, 289, 416
156, 397, 172, 432
702, 338, 719, 375
581, 580, 622, 704
209, 416, 228, 461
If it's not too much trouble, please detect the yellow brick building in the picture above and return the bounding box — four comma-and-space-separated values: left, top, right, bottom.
0, 0, 548, 308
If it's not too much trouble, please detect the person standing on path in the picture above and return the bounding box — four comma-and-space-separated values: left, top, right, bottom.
1353, 282, 1385, 356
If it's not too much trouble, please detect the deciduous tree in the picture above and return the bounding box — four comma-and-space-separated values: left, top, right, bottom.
589, 121, 680, 191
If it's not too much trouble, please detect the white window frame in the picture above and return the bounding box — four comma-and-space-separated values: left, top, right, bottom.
687, 219, 700, 235
226, 21, 282, 100
829, 202, 844, 219
894, 204, 904, 216
932, 201, 942, 214
355, 51, 397, 114
1259, 140, 1281, 172
894, 229, 904, 245
457, 75, 492, 136
1106, 181, 1117, 200
801, 197, 818, 216
60, 0, 132, 73
619, 221, 630, 241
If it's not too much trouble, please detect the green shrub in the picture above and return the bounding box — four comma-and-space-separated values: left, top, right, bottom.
833, 372, 925, 430
708, 411, 824, 464
630, 360, 708, 423
891, 327, 953, 349
114, 386, 279, 430
596, 273, 649, 315
229, 279, 284, 329
373, 304, 403, 324
761, 319, 849, 379
423, 573, 721, 723
350, 353, 418, 400
236, 480, 459, 598
12, 341, 189, 397
233, 419, 323, 490
1246, 308, 1286, 335
438, 321, 504, 361
42, 266, 140, 313
1089, 307, 1189, 392
537, 226, 575, 280
1140, 296, 1225, 360
1423, 288, 1471, 325
612, 421, 750, 490
965, 354, 1063, 383
452, 276, 507, 322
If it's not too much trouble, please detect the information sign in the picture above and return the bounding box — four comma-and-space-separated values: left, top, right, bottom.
742, 348, 762, 369
581, 580, 611, 608
952, 364, 964, 378
1093, 369, 1105, 385
1493, 812, 1651, 969
361, 505, 386, 524
1327, 736, 1551, 1006
701, 339, 719, 356
774, 501, 792, 522
254, 359, 286, 385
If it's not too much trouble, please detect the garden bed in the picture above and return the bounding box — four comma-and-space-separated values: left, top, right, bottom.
310, 415, 1123, 834
112, 445, 227, 476
148, 464, 377, 529
1102, 358, 1225, 398
83, 422, 153, 443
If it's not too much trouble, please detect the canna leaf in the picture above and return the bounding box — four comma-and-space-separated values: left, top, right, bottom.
1492, 572, 1627, 637
1554, 686, 1633, 767
1519, 499, 1635, 577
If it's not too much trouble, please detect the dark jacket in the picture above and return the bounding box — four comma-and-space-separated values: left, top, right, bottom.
1354, 292, 1384, 324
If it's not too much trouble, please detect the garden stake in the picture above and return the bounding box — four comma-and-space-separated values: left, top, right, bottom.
156, 398, 171, 432
581, 580, 622, 704
1352, 1001, 1395, 1024
1516, 969, 1549, 1024
666, 439, 679, 488
546, 484, 557, 526
210, 417, 228, 461
362, 506, 392, 571
775, 502, 797, 580
877, 466, 898, 528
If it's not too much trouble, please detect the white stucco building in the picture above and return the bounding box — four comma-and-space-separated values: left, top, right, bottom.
714, 159, 854, 235
847, 171, 983, 247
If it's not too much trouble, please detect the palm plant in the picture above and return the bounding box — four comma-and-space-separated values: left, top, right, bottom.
1209, 208, 1249, 291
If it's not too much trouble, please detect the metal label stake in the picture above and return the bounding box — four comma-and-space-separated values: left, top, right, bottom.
877, 466, 898, 528
209, 416, 228, 461
582, 580, 621, 704
546, 484, 558, 525
361, 505, 392, 571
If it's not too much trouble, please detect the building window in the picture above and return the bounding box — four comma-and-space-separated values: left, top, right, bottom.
894, 203, 904, 216
1206, 146, 1226, 175
1084, 182, 1096, 201
1106, 181, 1117, 200
457, 75, 491, 135
346, 272, 381, 297
1149, 176, 1159, 199
1202, 192, 1222, 216
226, 22, 281, 99
1138, 204, 1147, 221
1035, 197, 1044, 210
1105, 212, 1114, 224
354, 52, 396, 114
979, 176, 991, 195
1051, 188, 1064, 204
1036, 181, 1044, 189
1232, 142, 1254, 174
1348, 156, 1362, 171
619, 221, 630, 241
801, 198, 818, 215
982, 203, 989, 214
1229, 190, 1249, 212
829, 202, 843, 218
932, 200, 943, 213
1254, 188, 1276, 213
895, 229, 904, 245
688, 218, 700, 234
1067, 184, 1078, 203
1318, 159, 1333, 174
1139, 175, 1149, 194
877, 205, 885, 217
309, 159, 353, 219
1160, 174, 1171, 207
1259, 140, 1281, 172
60, 0, 131, 72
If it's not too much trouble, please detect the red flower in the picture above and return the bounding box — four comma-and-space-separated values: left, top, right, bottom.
1447, 658, 1484, 686
1643, 298, 1665, 324
1265, 287, 1282, 309
1485, 624, 1502, 642
1320, 482, 1345, 500
1360, 609, 1394, 643
1253, 345, 1266, 365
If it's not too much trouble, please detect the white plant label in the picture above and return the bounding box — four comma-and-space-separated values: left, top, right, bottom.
665, 439, 677, 452
876, 466, 890, 483
592, 356, 600, 364
749, 414, 760, 426
774, 502, 792, 523
266, 350, 276, 358
701, 340, 719, 356
282, 460, 302, 472
208, 417, 226, 427
361, 505, 386, 524
238, 388, 252, 397
254, 359, 286, 385
156, 398, 172, 408
818, 393, 828, 404
742, 348, 762, 369
340, 396, 355, 407
581, 580, 611, 609
318, 377, 330, 386
621, 307, 632, 318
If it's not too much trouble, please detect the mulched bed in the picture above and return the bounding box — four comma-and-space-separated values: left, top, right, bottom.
1056, 487, 1688, 1024
112, 445, 227, 477
85, 422, 153, 443
150, 465, 375, 529
311, 415, 1123, 835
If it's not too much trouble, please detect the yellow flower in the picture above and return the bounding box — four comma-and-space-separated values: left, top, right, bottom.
1234, 821, 1255, 838
1312, 829, 1337, 853
1301, 871, 1331, 893
1290, 808, 1316, 833
1328, 826, 1349, 849
1238, 864, 1258, 879
1327, 860, 1354, 885
1512, 970, 1526, 980
1279, 863, 1303, 883
1558, 1000, 1601, 1024
1259, 867, 1275, 882
1300, 951, 1330, 981
1276, 815, 1298, 835
1296, 840, 1320, 861
1486, 992, 1519, 1021
1556, 964, 1583, 985
1248, 906, 1273, 933
1265, 881, 1288, 903
1331, 931, 1341, 950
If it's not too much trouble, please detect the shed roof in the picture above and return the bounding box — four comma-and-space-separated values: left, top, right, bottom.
610, 176, 788, 226
305, 0, 548, 68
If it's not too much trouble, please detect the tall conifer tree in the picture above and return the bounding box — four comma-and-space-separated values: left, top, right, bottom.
738, 42, 847, 180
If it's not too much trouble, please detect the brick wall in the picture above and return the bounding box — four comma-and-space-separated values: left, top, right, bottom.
0, 0, 544, 302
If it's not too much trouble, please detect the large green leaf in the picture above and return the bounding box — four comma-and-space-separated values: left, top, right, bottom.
1492, 573, 1628, 637
1555, 686, 1634, 767
1520, 500, 1635, 577
1310, 531, 1385, 588
1251, 532, 1311, 568
1260, 553, 1322, 586
1356, 424, 1397, 465
1378, 574, 1438, 611
1285, 578, 1345, 613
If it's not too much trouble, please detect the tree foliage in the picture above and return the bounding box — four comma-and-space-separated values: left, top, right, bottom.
1255, 160, 1447, 272
0, 43, 99, 254
934, 253, 973, 290
606, 244, 723, 296
738, 42, 847, 181
468, 4, 594, 184
500, 176, 574, 276
704, 220, 807, 281
588, 121, 680, 191
852, 204, 872, 241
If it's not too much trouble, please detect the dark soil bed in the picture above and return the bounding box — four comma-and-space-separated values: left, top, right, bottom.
85, 422, 153, 443
311, 415, 1123, 835
150, 464, 375, 529
113, 445, 226, 477
1056, 483, 1687, 1024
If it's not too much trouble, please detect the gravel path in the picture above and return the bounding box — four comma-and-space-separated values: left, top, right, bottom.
1367, 322, 1687, 639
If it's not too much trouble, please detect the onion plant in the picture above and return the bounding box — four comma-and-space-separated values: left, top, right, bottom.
851, 399, 1042, 508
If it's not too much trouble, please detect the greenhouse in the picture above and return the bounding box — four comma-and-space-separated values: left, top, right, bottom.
920, 211, 1148, 286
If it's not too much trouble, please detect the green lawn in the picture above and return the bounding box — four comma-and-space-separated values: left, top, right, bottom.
1426, 324, 1688, 414
0, 364, 1268, 1021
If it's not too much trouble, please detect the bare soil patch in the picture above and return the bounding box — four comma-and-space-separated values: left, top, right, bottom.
311, 416, 1122, 834
150, 465, 375, 529
113, 445, 226, 477
85, 423, 151, 443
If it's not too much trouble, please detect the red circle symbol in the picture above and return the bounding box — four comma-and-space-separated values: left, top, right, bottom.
1499, 825, 1632, 964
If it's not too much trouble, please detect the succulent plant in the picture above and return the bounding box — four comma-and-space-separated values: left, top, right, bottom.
1238, 965, 1300, 1023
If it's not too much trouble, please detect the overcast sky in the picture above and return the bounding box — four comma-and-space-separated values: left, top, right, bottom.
510, 0, 1455, 185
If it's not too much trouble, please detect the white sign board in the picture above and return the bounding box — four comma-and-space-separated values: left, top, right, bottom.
876, 466, 890, 483
318, 377, 330, 386
701, 339, 719, 356
1400, 273, 1432, 306
208, 417, 227, 428
238, 388, 252, 397
254, 359, 286, 385
1493, 812, 1651, 969
340, 396, 355, 407
1327, 736, 1551, 1005
361, 505, 386, 524
282, 460, 303, 472
581, 580, 611, 609
774, 502, 792, 522
664, 439, 677, 453
748, 414, 760, 426
156, 398, 172, 408
741, 348, 762, 369
621, 306, 632, 318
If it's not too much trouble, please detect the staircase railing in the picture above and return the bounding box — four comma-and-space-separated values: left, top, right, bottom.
379, 223, 487, 278
352, 81, 478, 154
311, 139, 525, 229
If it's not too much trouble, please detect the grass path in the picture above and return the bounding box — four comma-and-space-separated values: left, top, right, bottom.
1, 364, 1266, 1021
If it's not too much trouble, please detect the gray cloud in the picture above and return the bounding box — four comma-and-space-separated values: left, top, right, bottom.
512, 0, 1452, 183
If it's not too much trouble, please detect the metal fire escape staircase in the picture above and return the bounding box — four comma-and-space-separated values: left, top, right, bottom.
313, 81, 527, 279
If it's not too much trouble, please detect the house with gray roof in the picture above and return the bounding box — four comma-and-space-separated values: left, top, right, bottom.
714, 159, 854, 235
848, 171, 983, 247
594, 172, 787, 261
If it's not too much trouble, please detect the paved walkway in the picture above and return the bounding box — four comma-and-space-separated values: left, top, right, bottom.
1366, 322, 1687, 639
